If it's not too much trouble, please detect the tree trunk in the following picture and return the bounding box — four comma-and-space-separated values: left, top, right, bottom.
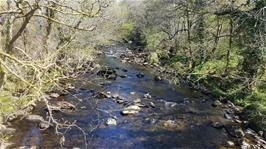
0, 0, 13, 90
186, 7, 195, 69
225, 16, 233, 74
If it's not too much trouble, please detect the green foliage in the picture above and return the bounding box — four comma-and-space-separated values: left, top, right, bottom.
119, 22, 135, 40
145, 30, 166, 49
194, 60, 226, 74
242, 103, 266, 132
241, 47, 265, 77
167, 55, 189, 65
148, 52, 160, 64
0, 94, 30, 122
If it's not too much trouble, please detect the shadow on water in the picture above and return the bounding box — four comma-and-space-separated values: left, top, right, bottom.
10, 44, 234, 149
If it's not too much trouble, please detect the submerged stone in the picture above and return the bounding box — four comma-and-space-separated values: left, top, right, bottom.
136, 73, 144, 78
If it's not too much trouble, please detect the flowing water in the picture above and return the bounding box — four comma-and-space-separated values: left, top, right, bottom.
10, 44, 236, 149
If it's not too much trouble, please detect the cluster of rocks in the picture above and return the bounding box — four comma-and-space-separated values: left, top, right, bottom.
99, 91, 161, 126
25, 115, 51, 130
120, 49, 148, 65
62, 59, 101, 78
97, 67, 118, 80
97, 67, 130, 80
211, 99, 266, 148
48, 92, 76, 112
119, 48, 180, 85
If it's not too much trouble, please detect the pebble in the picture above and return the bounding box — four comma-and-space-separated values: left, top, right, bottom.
25, 115, 44, 123
121, 105, 141, 115
133, 98, 141, 103
212, 100, 222, 107
164, 101, 177, 108
144, 93, 152, 99
224, 113, 233, 120
227, 141, 235, 146
241, 141, 250, 149
235, 129, 245, 138
130, 92, 136, 95
80, 106, 86, 110
145, 118, 157, 125
49, 93, 60, 98
120, 75, 127, 78
150, 102, 156, 108
111, 93, 120, 98
106, 118, 117, 126
163, 120, 176, 128
95, 92, 109, 99
116, 99, 124, 104
39, 121, 50, 129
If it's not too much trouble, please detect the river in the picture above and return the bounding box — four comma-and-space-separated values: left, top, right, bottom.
9, 44, 239, 149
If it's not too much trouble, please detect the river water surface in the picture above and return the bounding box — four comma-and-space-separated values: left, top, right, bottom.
10, 44, 237, 149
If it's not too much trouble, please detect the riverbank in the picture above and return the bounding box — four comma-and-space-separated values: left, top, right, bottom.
0, 51, 99, 148
118, 43, 266, 145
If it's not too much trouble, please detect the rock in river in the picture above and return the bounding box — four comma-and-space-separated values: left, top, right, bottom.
211, 121, 224, 129
106, 118, 117, 126
0, 124, 15, 135
164, 101, 177, 108
150, 102, 156, 108
111, 93, 120, 98
39, 121, 50, 129
95, 92, 110, 99
49, 93, 60, 98
212, 100, 222, 107
97, 67, 118, 80
121, 105, 141, 115
227, 141, 235, 147
154, 76, 162, 81
241, 141, 250, 149
144, 93, 152, 99
51, 101, 76, 111
136, 73, 144, 78
133, 98, 141, 103
225, 125, 245, 138
224, 113, 233, 120
25, 115, 44, 123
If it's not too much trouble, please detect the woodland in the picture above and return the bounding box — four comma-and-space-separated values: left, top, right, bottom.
0, 0, 265, 148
